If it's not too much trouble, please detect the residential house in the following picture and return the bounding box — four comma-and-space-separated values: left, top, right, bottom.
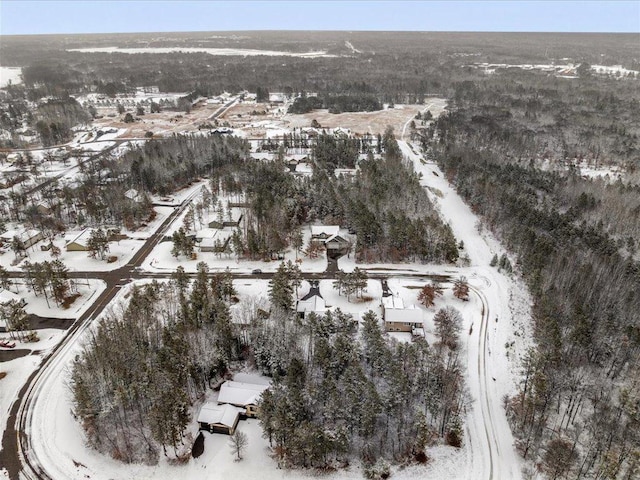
36, 202, 52, 215
195, 228, 233, 253
310, 225, 340, 242
0, 288, 26, 307
124, 188, 143, 203
0, 229, 44, 249
382, 295, 424, 333
207, 208, 244, 229
217, 380, 270, 418
296, 280, 327, 319
197, 402, 240, 435
310, 226, 351, 254
65, 229, 92, 251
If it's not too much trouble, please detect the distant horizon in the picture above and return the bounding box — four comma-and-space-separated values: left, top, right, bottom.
2, 29, 639, 38
1, 1, 638, 36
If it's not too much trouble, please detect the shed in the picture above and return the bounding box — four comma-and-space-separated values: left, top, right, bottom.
197, 402, 240, 435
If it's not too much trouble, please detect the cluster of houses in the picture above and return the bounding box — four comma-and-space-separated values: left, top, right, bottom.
295, 275, 426, 339
0, 225, 120, 257
192, 204, 246, 254
197, 380, 270, 435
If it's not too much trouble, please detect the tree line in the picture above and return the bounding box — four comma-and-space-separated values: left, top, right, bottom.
427, 71, 640, 478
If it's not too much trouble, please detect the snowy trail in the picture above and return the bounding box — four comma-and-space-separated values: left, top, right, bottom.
398, 140, 523, 480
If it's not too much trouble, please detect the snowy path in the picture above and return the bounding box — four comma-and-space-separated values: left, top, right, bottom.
398, 140, 523, 480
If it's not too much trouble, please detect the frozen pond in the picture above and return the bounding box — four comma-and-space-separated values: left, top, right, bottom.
68, 46, 338, 58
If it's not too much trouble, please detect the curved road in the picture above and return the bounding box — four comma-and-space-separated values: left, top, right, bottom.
3, 131, 521, 480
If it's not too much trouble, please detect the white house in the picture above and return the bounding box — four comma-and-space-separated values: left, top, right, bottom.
382, 295, 424, 333
296, 281, 329, 319
0, 229, 44, 249
197, 402, 241, 435
195, 228, 233, 253
217, 380, 270, 418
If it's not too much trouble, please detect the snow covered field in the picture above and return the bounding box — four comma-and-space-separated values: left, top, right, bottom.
0, 235, 145, 272
0, 67, 22, 87
0, 280, 106, 439
470, 62, 639, 78
68, 47, 338, 58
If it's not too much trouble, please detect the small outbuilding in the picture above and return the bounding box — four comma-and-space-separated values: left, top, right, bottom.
197, 402, 240, 435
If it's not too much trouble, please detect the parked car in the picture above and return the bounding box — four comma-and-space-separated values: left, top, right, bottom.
251, 269, 262, 274
0, 340, 16, 348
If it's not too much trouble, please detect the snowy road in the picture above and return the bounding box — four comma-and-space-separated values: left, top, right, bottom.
398, 140, 523, 480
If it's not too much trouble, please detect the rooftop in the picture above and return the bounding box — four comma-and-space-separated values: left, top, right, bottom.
197, 402, 240, 427
217, 381, 270, 407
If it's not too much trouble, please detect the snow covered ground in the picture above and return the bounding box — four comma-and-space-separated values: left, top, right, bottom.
22, 278, 474, 480
0, 66, 22, 87
0, 280, 106, 440
0, 235, 145, 272
12, 114, 533, 478
398, 139, 531, 479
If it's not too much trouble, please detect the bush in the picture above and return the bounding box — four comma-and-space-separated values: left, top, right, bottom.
364, 459, 391, 479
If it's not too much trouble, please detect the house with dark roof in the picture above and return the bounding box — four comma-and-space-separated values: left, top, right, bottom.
296, 280, 328, 319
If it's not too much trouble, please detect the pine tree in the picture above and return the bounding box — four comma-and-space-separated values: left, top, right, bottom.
433, 307, 463, 350
269, 262, 294, 311
87, 228, 109, 260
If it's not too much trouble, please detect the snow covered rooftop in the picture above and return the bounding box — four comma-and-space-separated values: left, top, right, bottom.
296, 294, 327, 314
217, 381, 270, 407
0, 288, 23, 305
197, 402, 240, 427
311, 225, 340, 238
382, 295, 405, 310
385, 305, 424, 325
66, 228, 92, 248
0, 229, 41, 242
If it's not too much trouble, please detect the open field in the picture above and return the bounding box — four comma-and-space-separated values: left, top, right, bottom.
285, 101, 447, 136
92, 101, 230, 138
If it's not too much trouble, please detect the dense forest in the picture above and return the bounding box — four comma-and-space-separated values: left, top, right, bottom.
71, 265, 467, 468
4, 30, 640, 478
425, 70, 640, 478
288, 94, 382, 114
